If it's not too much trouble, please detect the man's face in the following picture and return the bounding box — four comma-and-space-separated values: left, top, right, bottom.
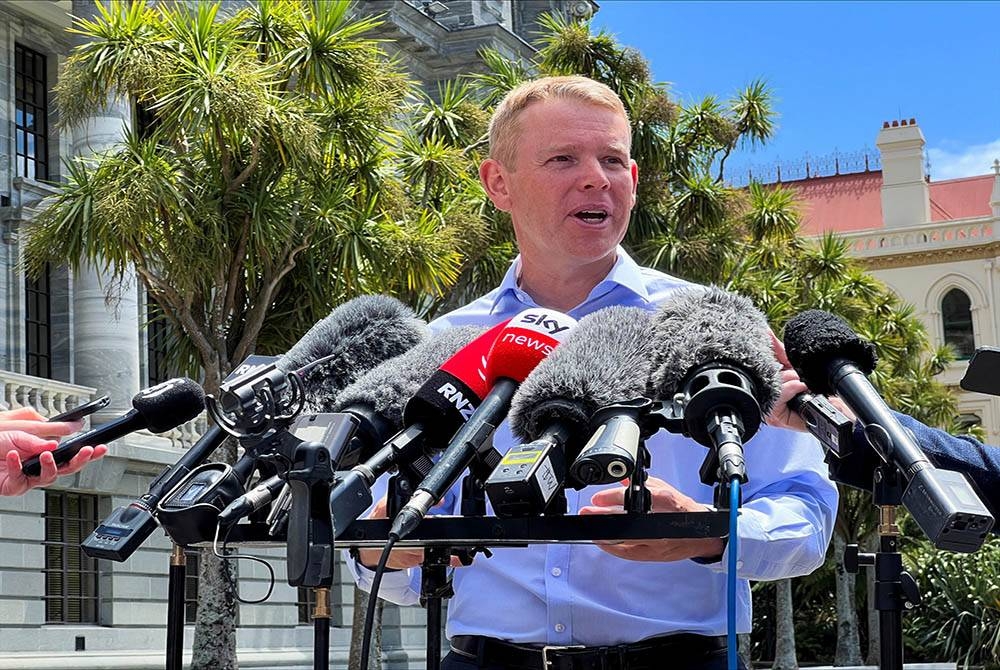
480, 98, 639, 275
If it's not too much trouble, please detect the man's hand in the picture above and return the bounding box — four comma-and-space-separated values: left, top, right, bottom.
764, 331, 856, 431
578, 477, 726, 563
355, 496, 463, 571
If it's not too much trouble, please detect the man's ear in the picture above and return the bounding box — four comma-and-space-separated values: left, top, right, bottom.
479, 158, 512, 212
630, 159, 639, 205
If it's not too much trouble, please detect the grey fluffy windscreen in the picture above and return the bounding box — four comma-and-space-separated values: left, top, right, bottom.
649, 286, 782, 414
332, 326, 486, 428
279, 295, 428, 412
508, 306, 657, 442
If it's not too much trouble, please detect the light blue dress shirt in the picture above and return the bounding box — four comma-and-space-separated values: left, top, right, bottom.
349, 248, 838, 646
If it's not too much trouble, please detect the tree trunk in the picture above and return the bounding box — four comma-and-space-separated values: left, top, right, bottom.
833, 533, 863, 665
349, 585, 384, 670
772, 578, 798, 670
738, 633, 753, 670
864, 532, 880, 666
190, 552, 240, 670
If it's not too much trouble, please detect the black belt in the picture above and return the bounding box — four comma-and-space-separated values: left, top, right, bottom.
450, 633, 727, 670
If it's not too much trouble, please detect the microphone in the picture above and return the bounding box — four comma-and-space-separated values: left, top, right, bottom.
390, 308, 577, 539
82, 295, 426, 562
22, 377, 206, 477
648, 286, 781, 485
488, 306, 657, 515
281, 295, 428, 407
210, 295, 428, 436
783, 309, 994, 551
329, 323, 502, 536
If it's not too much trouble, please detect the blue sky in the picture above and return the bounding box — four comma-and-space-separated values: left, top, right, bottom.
591, 1, 1000, 182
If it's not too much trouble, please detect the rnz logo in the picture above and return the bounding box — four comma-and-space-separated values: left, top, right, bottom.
436, 382, 477, 420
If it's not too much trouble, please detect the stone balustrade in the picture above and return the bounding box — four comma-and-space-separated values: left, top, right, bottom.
843, 217, 995, 257
0, 370, 96, 417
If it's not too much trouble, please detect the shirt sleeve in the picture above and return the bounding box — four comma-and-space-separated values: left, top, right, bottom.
703, 426, 838, 581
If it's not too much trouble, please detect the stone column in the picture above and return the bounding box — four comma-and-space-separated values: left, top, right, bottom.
68, 0, 139, 419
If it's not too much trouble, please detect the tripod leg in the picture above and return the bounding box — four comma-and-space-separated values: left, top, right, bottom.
313, 587, 331, 670
166, 545, 186, 670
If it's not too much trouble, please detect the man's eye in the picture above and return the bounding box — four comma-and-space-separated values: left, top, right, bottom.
605, 156, 625, 165
550, 155, 571, 162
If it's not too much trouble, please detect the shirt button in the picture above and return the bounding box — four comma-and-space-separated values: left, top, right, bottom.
554, 623, 565, 633
551, 567, 562, 577
736, 560, 744, 570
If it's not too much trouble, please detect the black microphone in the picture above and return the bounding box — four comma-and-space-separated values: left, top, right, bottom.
22, 377, 206, 477
390, 308, 577, 539
784, 309, 994, 551
488, 306, 657, 515
648, 286, 781, 486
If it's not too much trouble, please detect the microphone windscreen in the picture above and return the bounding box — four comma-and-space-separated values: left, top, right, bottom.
132, 377, 206, 433
402, 321, 507, 440
509, 306, 656, 442
783, 309, 878, 395
333, 326, 487, 430
484, 308, 577, 385
279, 295, 427, 410
649, 286, 781, 414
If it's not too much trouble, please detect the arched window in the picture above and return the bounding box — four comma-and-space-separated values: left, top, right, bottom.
942, 288, 975, 359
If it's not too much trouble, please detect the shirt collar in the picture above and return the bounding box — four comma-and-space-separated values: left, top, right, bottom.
488, 247, 650, 315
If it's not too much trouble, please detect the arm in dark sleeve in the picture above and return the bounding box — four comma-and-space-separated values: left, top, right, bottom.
826, 409, 1000, 524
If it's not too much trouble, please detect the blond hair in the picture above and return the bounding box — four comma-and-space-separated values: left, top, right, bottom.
488, 75, 630, 166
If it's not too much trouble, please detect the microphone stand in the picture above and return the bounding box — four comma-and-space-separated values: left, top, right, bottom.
844, 465, 920, 670
312, 586, 331, 670
166, 545, 187, 670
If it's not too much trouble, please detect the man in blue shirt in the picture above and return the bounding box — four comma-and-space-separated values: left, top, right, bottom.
350, 75, 837, 670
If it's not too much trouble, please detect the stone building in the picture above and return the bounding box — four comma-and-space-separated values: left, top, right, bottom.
775, 120, 1000, 442
0, 1, 591, 668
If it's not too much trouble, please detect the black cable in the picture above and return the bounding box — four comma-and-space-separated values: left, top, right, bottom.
359, 533, 400, 670
212, 523, 276, 605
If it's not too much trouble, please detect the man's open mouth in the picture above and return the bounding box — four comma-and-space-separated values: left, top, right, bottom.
573, 209, 609, 223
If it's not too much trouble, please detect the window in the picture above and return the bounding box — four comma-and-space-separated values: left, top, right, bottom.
185, 550, 200, 624
25, 262, 51, 378
147, 297, 172, 386
15, 44, 48, 181
942, 288, 975, 359
44, 492, 101, 624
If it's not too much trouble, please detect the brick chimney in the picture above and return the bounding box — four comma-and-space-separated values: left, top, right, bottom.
876, 118, 931, 228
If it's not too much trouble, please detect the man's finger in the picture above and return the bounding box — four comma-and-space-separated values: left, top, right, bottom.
588, 487, 626, 507
3, 419, 82, 438
769, 330, 793, 370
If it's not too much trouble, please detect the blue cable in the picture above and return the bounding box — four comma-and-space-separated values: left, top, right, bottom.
728, 479, 740, 670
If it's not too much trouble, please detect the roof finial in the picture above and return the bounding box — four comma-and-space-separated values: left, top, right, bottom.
993, 159, 1000, 176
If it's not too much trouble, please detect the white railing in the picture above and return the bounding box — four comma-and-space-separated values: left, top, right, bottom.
168, 412, 209, 449
0, 369, 206, 449
843, 217, 995, 258
0, 370, 96, 417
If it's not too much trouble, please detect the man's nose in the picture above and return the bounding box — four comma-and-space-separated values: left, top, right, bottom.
578, 158, 611, 190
